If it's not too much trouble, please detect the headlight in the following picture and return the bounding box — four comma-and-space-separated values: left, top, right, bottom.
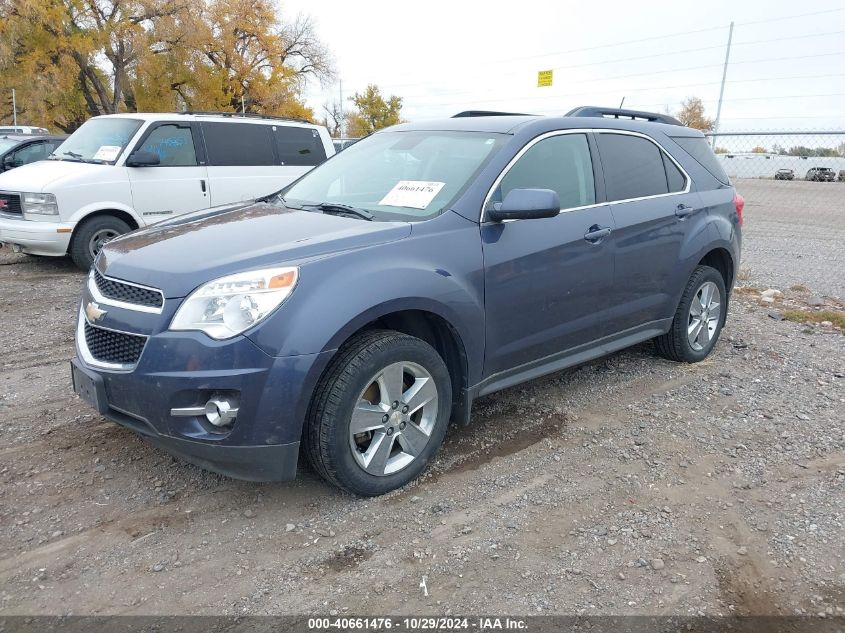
170, 267, 299, 339
22, 192, 58, 215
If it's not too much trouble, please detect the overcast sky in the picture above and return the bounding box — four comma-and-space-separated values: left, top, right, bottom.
280, 0, 844, 133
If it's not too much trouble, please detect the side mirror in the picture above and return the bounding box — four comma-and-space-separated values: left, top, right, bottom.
126, 150, 160, 167
1, 155, 15, 170
487, 188, 560, 222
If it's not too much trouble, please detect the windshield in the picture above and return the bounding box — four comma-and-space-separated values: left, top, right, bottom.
282, 130, 506, 221
0, 139, 19, 153
51, 117, 142, 164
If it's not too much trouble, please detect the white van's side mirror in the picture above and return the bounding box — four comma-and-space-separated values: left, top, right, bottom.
126, 151, 160, 167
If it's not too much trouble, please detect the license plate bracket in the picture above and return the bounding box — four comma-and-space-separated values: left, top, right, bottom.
71, 359, 108, 414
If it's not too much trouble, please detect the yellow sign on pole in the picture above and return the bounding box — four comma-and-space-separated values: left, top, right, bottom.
537, 70, 553, 87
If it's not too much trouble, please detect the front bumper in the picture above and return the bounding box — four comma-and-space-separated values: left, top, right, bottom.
0, 214, 73, 256
73, 355, 301, 480
72, 301, 334, 481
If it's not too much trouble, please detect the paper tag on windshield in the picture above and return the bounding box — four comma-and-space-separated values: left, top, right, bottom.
379, 181, 445, 209
93, 145, 122, 161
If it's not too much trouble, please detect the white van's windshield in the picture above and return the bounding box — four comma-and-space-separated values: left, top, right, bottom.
51, 118, 142, 164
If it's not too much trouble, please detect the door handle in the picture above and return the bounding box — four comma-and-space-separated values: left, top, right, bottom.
584, 225, 612, 243
675, 203, 695, 218
200, 179, 207, 193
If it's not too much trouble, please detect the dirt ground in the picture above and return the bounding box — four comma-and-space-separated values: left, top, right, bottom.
0, 186, 843, 617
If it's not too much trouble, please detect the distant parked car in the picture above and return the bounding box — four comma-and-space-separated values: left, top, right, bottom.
805, 167, 835, 182
0, 134, 67, 173
0, 125, 50, 135
332, 138, 361, 152
774, 168, 794, 180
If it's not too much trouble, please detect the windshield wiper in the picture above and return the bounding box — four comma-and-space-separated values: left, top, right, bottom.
50, 150, 104, 164
307, 202, 374, 221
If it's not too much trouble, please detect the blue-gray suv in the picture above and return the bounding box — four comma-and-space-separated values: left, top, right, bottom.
71, 107, 743, 496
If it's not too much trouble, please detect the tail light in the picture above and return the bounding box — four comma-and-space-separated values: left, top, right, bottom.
733, 192, 745, 227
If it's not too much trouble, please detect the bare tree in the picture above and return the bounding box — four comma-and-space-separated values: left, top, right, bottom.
321, 100, 344, 137
279, 13, 336, 89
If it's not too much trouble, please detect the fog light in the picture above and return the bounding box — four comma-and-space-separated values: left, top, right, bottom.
170, 394, 239, 428
204, 397, 238, 427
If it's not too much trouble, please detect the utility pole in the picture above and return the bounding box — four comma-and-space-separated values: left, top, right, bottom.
241, 94, 246, 114
12, 88, 17, 125
338, 80, 343, 138
712, 21, 734, 147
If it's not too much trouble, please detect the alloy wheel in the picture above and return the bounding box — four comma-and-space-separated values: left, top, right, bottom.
687, 280, 722, 352
349, 361, 439, 476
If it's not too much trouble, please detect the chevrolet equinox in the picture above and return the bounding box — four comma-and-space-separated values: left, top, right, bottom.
71, 106, 743, 496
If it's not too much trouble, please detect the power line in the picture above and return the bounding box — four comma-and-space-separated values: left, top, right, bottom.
401, 73, 845, 105
377, 8, 845, 90
393, 41, 845, 101
474, 8, 844, 69
624, 94, 845, 110
404, 53, 845, 109
734, 7, 845, 26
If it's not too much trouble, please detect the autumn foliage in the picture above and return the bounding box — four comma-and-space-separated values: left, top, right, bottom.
0, 0, 334, 131
675, 96, 714, 132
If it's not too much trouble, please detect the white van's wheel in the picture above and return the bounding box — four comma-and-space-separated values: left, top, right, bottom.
69, 216, 130, 270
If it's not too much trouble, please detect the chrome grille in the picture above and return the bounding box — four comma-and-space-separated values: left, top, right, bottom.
83, 322, 147, 365
94, 270, 163, 309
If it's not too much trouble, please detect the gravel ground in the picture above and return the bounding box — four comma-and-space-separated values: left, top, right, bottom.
0, 193, 843, 617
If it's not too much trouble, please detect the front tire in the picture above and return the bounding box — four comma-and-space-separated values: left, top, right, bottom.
69, 215, 130, 270
655, 265, 727, 363
304, 330, 452, 496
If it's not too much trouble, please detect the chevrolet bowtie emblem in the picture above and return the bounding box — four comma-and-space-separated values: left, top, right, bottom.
85, 301, 107, 322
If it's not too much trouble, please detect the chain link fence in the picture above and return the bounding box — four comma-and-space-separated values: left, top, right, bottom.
704, 131, 845, 298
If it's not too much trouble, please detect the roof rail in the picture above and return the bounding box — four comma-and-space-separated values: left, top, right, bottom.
452, 110, 535, 118
173, 111, 312, 125
565, 106, 683, 126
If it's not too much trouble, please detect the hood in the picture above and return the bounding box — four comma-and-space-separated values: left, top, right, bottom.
98, 201, 412, 298
0, 159, 118, 193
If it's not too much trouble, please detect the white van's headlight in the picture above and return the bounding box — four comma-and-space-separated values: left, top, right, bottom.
22, 193, 58, 215
170, 267, 299, 339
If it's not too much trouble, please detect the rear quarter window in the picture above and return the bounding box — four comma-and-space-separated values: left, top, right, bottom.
671, 136, 730, 185
275, 126, 327, 166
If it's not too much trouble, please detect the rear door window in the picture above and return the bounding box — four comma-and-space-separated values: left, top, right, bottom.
663, 153, 686, 193
275, 126, 327, 166
202, 122, 276, 166
597, 133, 670, 201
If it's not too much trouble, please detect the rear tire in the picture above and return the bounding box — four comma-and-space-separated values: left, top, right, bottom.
69, 215, 130, 270
655, 265, 727, 363
304, 330, 452, 496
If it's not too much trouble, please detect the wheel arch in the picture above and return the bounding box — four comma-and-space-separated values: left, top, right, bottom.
72, 208, 140, 233
314, 304, 473, 428
697, 246, 735, 292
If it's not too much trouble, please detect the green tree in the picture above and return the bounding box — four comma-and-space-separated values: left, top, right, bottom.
675, 96, 714, 132
345, 84, 402, 137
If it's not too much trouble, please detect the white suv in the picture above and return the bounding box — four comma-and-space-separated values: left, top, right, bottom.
0, 112, 335, 268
